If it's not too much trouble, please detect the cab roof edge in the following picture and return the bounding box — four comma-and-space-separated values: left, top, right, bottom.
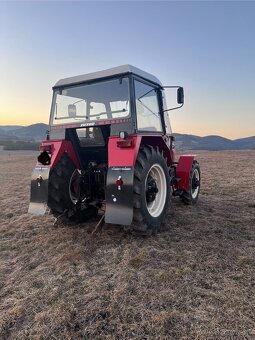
53, 65, 162, 89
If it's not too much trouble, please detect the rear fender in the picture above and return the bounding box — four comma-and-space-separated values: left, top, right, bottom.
108, 135, 142, 167
28, 140, 80, 215
105, 135, 173, 225
176, 155, 195, 190
39, 140, 80, 170
107, 135, 173, 167
141, 135, 174, 166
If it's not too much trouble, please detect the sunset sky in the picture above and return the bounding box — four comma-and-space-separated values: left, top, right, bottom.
0, 1, 254, 139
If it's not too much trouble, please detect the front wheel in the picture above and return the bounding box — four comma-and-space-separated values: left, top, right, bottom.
180, 160, 201, 204
132, 146, 171, 233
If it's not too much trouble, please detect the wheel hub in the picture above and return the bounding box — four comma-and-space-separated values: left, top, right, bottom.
145, 164, 167, 218
192, 177, 200, 190
146, 176, 158, 203
191, 168, 200, 199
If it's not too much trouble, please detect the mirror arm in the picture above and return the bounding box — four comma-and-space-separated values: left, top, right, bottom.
163, 103, 184, 113
163, 85, 181, 89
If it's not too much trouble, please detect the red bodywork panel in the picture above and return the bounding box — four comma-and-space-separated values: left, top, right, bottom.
176, 155, 195, 190
39, 140, 81, 170
108, 135, 142, 167
108, 134, 174, 167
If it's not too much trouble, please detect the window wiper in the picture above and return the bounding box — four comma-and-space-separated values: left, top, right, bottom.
90, 108, 127, 119
137, 88, 159, 117
97, 108, 127, 115
137, 99, 159, 118
55, 108, 128, 121
138, 88, 155, 101
54, 115, 87, 120
73, 99, 85, 105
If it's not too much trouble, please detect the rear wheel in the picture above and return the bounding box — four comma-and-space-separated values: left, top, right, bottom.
180, 160, 201, 204
132, 146, 171, 234
48, 153, 81, 214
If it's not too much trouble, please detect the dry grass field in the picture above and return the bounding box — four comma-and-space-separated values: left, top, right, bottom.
0, 150, 255, 339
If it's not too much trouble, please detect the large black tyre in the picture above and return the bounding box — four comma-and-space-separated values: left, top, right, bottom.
48, 153, 80, 214
180, 160, 201, 205
132, 146, 171, 234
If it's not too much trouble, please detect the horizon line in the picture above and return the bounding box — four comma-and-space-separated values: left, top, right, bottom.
0, 122, 254, 141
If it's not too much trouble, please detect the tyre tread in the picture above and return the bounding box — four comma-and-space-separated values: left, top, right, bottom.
131, 145, 171, 234
180, 160, 200, 205
48, 153, 76, 214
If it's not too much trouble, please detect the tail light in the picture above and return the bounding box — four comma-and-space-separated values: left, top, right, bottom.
117, 140, 133, 148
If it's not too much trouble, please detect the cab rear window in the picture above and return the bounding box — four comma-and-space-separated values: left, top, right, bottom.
76, 127, 105, 147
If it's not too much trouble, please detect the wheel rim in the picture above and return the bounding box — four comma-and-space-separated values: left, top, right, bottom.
145, 164, 167, 218
69, 169, 81, 204
191, 168, 200, 199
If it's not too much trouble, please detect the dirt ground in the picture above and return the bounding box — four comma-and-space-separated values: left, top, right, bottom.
0, 150, 255, 339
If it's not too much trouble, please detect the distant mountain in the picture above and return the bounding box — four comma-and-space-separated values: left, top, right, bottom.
174, 133, 255, 150
232, 136, 255, 149
0, 123, 254, 150
0, 123, 48, 141
10, 123, 48, 141
0, 125, 23, 131
0, 129, 15, 141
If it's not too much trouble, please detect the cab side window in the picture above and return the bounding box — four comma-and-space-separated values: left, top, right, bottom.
134, 80, 162, 132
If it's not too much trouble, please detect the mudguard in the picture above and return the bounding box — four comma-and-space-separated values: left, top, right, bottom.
105, 135, 174, 225
39, 140, 80, 170
176, 155, 195, 190
28, 140, 80, 215
105, 167, 134, 225
28, 165, 50, 215
105, 136, 141, 225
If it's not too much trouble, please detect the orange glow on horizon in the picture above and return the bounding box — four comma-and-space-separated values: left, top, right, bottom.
0, 110, 252, 140
0, 113, 48, 126
0, 106, 49, 126
0, 102, 254, 139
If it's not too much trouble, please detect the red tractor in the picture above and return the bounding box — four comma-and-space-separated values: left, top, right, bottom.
29, 65, 200, 234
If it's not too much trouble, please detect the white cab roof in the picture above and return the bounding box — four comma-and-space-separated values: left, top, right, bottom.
53, 64, 162, 88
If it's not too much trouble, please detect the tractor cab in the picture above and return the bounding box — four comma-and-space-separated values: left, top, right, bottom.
29, 65, 199, 235
49, 65, 182, 138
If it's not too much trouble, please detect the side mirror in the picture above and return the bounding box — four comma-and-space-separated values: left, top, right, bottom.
177, 87, 184, 104
68, 104, 77, 118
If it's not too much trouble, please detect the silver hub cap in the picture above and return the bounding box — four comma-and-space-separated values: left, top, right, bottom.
145, 164, 167, 218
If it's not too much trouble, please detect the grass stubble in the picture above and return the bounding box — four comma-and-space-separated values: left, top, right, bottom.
0, 150, 255, 339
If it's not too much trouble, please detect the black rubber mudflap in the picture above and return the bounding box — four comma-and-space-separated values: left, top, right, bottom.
28, 166, 50, 215
105, 167, 134, 225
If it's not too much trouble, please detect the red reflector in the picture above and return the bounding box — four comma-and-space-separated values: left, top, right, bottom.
115, 178, 123, 186
115, 179, 123, 187
116, 140, 133, 148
